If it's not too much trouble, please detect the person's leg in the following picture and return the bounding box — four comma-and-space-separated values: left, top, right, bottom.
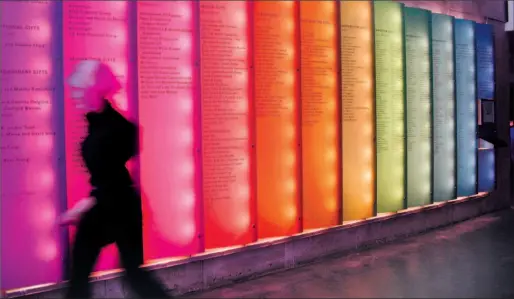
65, 209, 105, 299
116, 221, 171, 298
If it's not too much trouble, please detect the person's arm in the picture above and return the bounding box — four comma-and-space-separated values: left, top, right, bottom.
59, 197, 96, 226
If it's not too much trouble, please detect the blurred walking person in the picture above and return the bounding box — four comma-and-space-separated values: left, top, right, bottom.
60, 60, 171, 299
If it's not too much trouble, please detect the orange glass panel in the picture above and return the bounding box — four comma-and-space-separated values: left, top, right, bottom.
340, 1, 375, 220
199, 1, 254, 248
254, 1, 300, 238
300, 1, 339, 229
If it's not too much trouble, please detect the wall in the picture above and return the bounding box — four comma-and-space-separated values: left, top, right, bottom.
1, 0, 510, 292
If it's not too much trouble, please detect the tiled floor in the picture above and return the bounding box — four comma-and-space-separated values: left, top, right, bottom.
184, 209, 514, 298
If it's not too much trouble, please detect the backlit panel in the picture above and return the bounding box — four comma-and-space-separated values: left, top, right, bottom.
1, 1, 65, 290
254, 1, 300, 238
478, 149, 494, 192
475, 23, 494, 100
404, 7, 432, 207
300, 1, 339, 229
199, 1, 254, 248
340, 1, 375, 221
475, 23, 495, 192
63, 1, 136, 271
374, 1, 405, 213
454, 18, 477, 197
432, 13, 456, 202
137, 1, 202, 260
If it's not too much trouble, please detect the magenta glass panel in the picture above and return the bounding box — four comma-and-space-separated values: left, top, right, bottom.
62, 1, 137, 272
1, 1, 66, 290
137, 1, 204, 260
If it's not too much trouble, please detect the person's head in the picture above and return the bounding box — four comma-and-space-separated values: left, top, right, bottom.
67, 60, 122, 113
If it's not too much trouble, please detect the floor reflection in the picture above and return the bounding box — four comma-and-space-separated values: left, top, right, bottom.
184, 209, 514, 298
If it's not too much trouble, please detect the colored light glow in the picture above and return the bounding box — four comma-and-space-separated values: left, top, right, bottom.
37, 240, 58, 262
454, 19, 478, 197
137, 1, 201, 258
1, 0, 65, 290
405, 7, 432, 208
255, 1, 300, 238
200, 1, 253, 247
374, 1, 405, 213
300, 0, 339, 229
63, 1, 135, 271
475, 23, 495, 192
478, 149, 495, 192
33, 204, 57, 230
341, 0, 374, 221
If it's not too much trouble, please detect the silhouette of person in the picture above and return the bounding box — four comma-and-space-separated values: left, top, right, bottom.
61, 60, 171, 299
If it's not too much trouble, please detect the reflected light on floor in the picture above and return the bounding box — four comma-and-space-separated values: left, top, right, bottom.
426, 201, 447, 208
374, 212, 396, 218
342, 219, 365, 226
5, 282, 56, 296
202, 245, 244, 255
90, 268, 123, 278
399, 206, 423, 213
301, 227, 330, 234
255, 236, 287, 244
144, 256, 189, 268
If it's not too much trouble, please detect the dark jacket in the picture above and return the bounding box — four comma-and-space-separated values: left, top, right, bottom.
81, 100, 139, 211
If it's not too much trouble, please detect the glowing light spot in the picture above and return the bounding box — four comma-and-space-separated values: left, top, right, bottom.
285, 45, 295, 59
109, 1, 127, 12
40, 170, 54, 189
327, 174, 338, 188
363, 194, 373, 203
113, 28, 127, 45
364, 148, 373, 160
33, 203, 56, 229
178, 4, 192, 21
235, 98, 247, 113
361, 31, 371, 42
285, 205, 297, 220
326, 75, 335, 87
239, 185, 250, 200
237, 213, 251, 231
240, 158, 249, 171
182, 191, 195, 210
364, 124, 373, 135
182, 159, 195, 177
285, 153, 296, 167
325, 124, 336, 138
180, 67, 192, 78
284, 124, 295, 139
285, 179, 296, 194
32, 21, 51, 43
286, 19, 295, 33
36, 135, 53, 152
238, 127, 248, 139
180, 99, 193, 114
326, 148, 337, 163
33, 58, 51, 76
38, 99, 52, 115
325, 199, 337, 212
37, 241, 58, 262
284, 73, 295, 86
177, 222, 196, 245
363, 171, 372, 183
237, 71, 248, 84
234, 10, 246, 26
